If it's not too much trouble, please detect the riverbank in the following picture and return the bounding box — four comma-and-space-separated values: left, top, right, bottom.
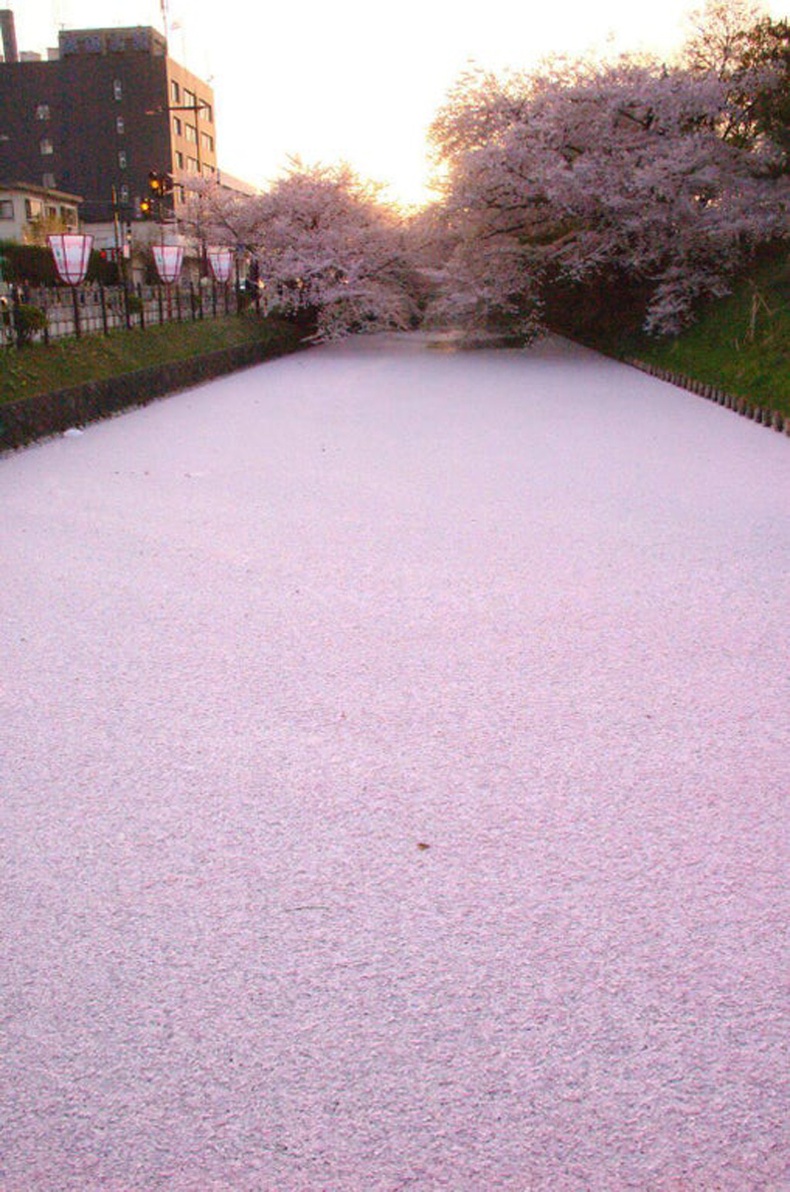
620, 256, 790, 419
0, 314, 303, 406
0, 315, 305, 451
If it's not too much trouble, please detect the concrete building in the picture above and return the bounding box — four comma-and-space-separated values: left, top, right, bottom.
0, 13, 217, 227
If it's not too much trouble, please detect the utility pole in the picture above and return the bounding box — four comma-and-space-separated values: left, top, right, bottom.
110, 184, 132, 327
146, 97, 211, 176
144, 95, 212, 279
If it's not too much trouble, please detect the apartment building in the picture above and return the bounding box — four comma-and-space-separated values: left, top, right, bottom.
0, 14, 217, 227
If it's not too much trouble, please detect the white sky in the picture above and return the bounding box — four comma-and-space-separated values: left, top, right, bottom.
12, 0, 790, 206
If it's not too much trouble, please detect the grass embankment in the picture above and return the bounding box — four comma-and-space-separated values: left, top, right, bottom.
622, 256, 790, 418
0, 314, 303, 406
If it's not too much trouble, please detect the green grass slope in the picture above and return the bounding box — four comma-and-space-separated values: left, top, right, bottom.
625, 255, 790, 418
0, 315, 302, 407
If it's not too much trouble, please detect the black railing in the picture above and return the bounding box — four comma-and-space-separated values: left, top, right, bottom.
1, 280, 242, 347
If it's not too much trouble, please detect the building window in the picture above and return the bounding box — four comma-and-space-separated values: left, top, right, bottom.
173, 116, 182, 136
25, 198, 44, 219
0, 199, 13, 219
201, 132, 214, 154
187, 156, 199, 173
184, 88, 195, 107
36, 103, 51, 120
116, 116, 125, 135
185, 123, 196, 143
118, 150, 127, 169
40, 137, 53, 155
42, 172, 56, 188
113, 78, 123, 101
200, 103, 213, 124
170, 79, 180, 103
175, 150, 184, 169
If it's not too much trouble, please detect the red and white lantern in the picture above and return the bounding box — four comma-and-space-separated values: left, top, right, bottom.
152, 244, 184, 285
48, 233, 93, 285
207, 247, 234, 284
48, 232, 93, 338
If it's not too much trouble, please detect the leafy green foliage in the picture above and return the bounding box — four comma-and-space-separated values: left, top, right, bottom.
739, 18, 790, 164
0, 243, 57, 286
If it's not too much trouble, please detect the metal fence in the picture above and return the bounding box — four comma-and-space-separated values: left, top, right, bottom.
1, 280, 255, 347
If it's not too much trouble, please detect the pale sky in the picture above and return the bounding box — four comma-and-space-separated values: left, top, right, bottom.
12, 0, 790, 206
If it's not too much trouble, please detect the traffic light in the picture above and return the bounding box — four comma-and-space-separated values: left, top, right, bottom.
148, 171, 174, 194
144, 172, 175, 222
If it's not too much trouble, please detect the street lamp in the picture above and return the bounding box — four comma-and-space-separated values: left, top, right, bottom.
48, 232, 93, 338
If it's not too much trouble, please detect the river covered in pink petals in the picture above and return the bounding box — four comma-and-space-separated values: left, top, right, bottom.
2, 333, 788, 1190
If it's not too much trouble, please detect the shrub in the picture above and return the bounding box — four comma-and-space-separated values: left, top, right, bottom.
86, 251, 120, 285
0, 243, 57, 286
13, 304, 47, 346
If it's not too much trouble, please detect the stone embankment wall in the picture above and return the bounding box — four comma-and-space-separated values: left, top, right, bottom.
0, 337, 301, 452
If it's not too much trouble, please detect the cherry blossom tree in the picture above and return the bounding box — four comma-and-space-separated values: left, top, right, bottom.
429, 52, 789, 337
251, 163, 420, 340
179, 178, 263, 256
183, 164, 419, 341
